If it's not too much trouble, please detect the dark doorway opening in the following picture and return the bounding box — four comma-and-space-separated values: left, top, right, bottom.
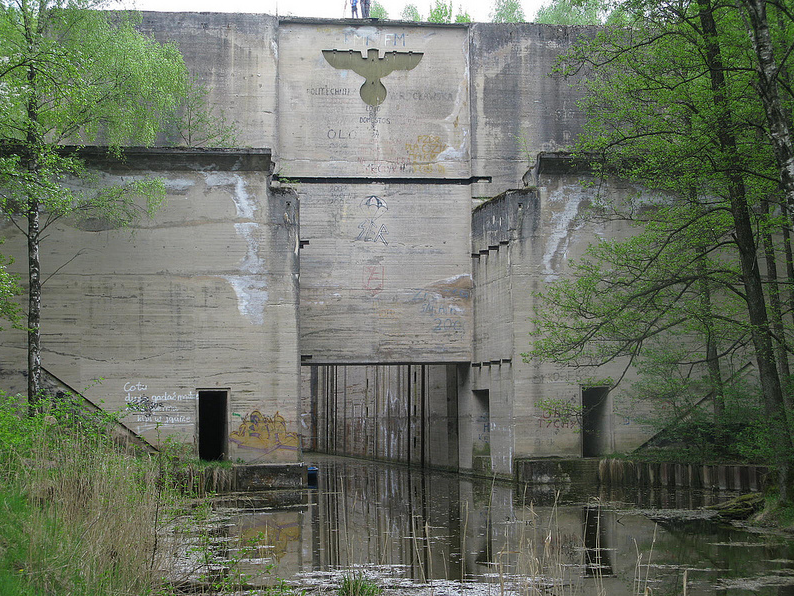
582, 386, 609, 458
198, 390, 228, 461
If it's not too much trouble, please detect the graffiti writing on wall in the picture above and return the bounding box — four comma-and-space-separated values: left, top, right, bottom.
405, 135, 448, 174
391, 90, 454, 102
229, 411, 300, 454
329, 185, 353, 203
406, 135, 446, 162
529, 370, 586, 384
123, 381, 195, 425
363, 266, 386, 296
409, 276, 470, 334
306, 86, 352, 96
343, 31, 408, 47
359, 159, 411, 174
476, 412, 490, 443
376, 302, 398, 319
125, 395, 163, 415
536, 397, 581, 432
356, 195, 389, 245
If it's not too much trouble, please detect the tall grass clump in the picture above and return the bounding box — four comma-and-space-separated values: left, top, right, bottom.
338, 572, 383, 596
0, 391, 184, 595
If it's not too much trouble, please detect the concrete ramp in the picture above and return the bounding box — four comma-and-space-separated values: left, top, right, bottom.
42, 368, 158, 455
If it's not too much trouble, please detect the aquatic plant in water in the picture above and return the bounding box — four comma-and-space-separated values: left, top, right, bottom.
339, 572, 384, 596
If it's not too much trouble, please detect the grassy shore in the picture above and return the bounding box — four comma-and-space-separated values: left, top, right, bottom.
0, 392, 187, 595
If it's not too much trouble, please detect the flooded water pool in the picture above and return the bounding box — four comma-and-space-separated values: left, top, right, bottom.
179, 456, 794, 595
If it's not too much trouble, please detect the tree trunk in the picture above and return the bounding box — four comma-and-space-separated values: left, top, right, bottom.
771, 12, 794, 330
27, 199, 41, 409
783, 206, 794, 326
694, 197, 725, 418
698, 0, 793, 499
740, 0, 794, 209
698, 271, 725, 417
23, 3, 44, 408
761, 200, 791, 385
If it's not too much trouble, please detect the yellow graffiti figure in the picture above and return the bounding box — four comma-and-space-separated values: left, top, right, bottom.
230, 410, 300, 454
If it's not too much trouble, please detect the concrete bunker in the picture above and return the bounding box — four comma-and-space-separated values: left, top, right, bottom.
0, 16, 666, 476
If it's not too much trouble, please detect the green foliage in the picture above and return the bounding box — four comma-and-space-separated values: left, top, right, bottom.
0, 391, 303, 594
528, 0, 794, 480
166, 73, 238, 147
634, 382, 772, 464
401, 3, 421, 20
532, 0, 627, 25
370, 1, 389, 18
0, 245, 21, 330
754, 495, 794, 528
428, 0, 453, 22
0, 4, 188, 212
338, 572, 383, 596
426, 0, 470, 22
525, 202, 744, 370
490, 0, 525, 22
455, 8, 472, 22
0, 490, 35, 596
0, 1, 212, 398
534, 0, 601, 24
0, 7, 187, 149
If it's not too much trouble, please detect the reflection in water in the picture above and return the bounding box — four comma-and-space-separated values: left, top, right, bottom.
583, 505, 613, 577
209, 457, 794, 595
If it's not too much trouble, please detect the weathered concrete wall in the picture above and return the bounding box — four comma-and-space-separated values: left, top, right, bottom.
140, 13, 280, 149
278, 21, 474, 362
0, 149, 301, 463
0, 15, 666, 470
467, 158, 657, 473
277, 21, 470, 179
137, 15, 591, 191
133, 15, 596, 369
469, 23, 594, 199
299, 183, 472, 362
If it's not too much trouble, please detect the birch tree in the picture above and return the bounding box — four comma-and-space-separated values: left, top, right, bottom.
0, 0, 189, 403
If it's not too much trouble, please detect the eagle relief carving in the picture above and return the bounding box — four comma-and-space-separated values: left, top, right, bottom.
322, 48, 424, 106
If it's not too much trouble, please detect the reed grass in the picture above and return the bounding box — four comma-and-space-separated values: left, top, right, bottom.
0, 392, 185, 595
338, 571, 383, 596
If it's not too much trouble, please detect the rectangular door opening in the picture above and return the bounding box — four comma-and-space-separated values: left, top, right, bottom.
582, 386, 609, 458
198, 390, 228, 461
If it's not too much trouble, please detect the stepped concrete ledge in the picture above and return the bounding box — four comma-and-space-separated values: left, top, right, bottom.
598, 459, 770, 492
516, 458, 770, 492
